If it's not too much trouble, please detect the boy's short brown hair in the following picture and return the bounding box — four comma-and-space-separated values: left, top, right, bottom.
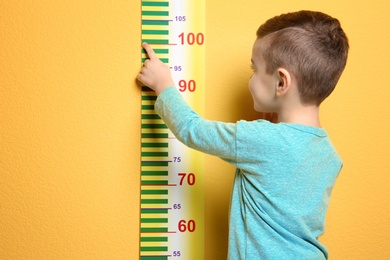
257, 10, 349, 105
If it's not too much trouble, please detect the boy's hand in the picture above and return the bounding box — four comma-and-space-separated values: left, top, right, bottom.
137, 42, 175, 95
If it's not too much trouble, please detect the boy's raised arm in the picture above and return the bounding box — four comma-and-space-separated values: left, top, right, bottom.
137, 42, 175, 95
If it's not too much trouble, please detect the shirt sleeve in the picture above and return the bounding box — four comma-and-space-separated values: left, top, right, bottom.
155, 86, 237, 163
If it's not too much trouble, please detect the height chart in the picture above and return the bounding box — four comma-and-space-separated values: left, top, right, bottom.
140, 0, 205, 259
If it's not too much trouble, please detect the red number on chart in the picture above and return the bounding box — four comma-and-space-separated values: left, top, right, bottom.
178, 32, 204, 45
178, 219, 196, 232
178, 80, 196, 92
178, 173, 196, 186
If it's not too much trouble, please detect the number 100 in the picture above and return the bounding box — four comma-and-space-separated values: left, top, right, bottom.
178, 32, 204, 45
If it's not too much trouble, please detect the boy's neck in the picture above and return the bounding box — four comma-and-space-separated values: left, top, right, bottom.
277, 104, 321, 128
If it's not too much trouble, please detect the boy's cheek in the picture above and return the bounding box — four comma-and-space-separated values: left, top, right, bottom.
248, 77, 255, 92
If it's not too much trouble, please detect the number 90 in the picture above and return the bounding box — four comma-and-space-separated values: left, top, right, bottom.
178, 80, 196, 92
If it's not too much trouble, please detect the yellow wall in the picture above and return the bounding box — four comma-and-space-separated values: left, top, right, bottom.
1, 1, 389, 259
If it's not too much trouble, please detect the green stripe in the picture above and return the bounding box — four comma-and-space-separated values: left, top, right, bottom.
142, 30, 169, 35
141, 105, 154, 110
142, 124, 168, 129
141, 133, 168, 139
142, 57, 168, 63
141, 189, 168, 195
142, 20, 169, 26
141, 39, 169, 45
142, 152, 168, 157
141, 246, 168, 252
141, 227, 168, 233
140, 236, 168, 242
141, 218, 168, 223
141, 208, 168, 214
142, 95, 157, 101
142, 1, 169, 7
142, 49, 168, 54
141, 142, 167, 148
142, 170, 168, 176
141, 180, 168, 185
140, 256, 167, 260
141, 114, 161, 120
142, 161, 168, 167
142, 11, 169, 16
142, 86, 153, 91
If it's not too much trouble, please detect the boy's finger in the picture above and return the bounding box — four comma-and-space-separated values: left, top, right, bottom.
136, 71, 147, 85
142, 42, 158, 60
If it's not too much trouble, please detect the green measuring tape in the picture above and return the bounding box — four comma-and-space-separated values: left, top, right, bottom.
140, 0, 205, 259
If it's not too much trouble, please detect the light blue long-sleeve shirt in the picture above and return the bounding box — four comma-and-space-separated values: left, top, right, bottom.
155, 87, 342, 259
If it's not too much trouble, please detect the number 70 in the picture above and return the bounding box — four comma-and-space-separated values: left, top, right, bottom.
178, 173, 196, 186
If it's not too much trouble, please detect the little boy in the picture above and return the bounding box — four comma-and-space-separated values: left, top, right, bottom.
137, 10, 349, 260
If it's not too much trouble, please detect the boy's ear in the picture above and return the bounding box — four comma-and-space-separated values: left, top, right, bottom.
275, 68, 291, 96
